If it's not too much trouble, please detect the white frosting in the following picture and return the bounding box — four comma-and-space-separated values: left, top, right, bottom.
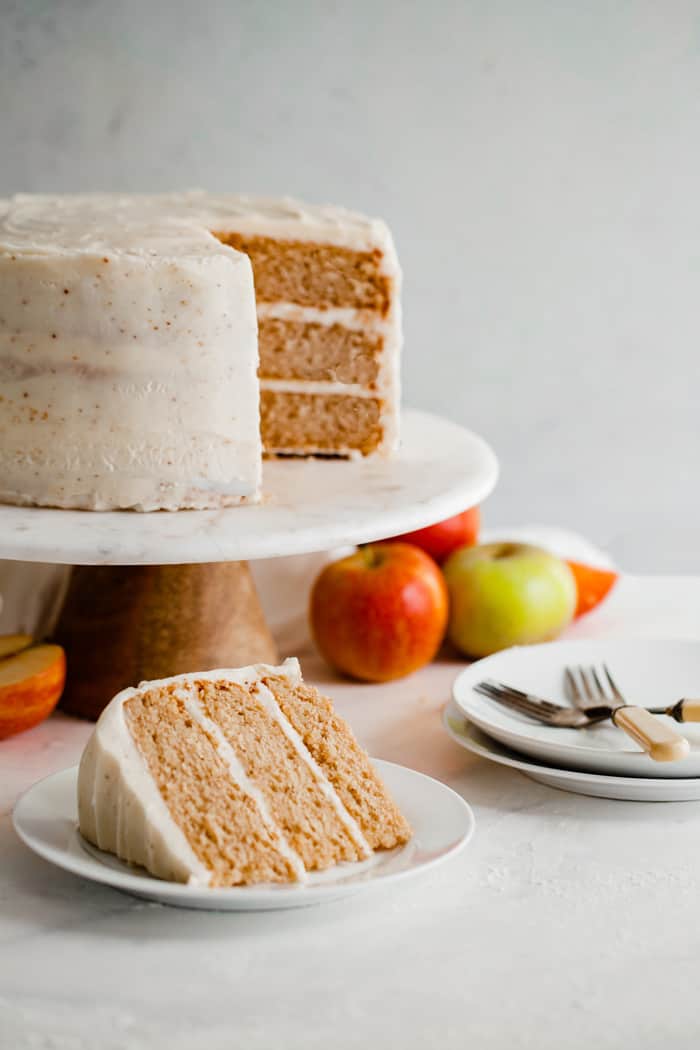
257, 301, 390, 332
0, 192, 401, 509
1, 191, 399, 260
127, 656, 302, 693
0, 194, 261, 511
77, 658, 373, 885
180, 191, 400, 255
260, 378, 377, 398
77, 681, 210, 885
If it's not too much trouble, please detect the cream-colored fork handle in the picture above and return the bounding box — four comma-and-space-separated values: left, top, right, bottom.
677, 699, 700, 722
613, 706, 690, 762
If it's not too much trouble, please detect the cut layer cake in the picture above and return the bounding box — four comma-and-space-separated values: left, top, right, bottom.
0, 192, 402, 511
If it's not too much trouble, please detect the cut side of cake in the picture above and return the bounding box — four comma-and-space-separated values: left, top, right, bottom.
0, 192, 402, 511
205, 195, 401, 459
77, 658, 412, 886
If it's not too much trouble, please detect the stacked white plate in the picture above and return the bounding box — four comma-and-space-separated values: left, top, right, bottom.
444, 638, 700, 801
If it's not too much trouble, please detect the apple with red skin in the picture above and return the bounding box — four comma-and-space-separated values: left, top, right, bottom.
310, 543, 449, 682
378, 507, 480, 564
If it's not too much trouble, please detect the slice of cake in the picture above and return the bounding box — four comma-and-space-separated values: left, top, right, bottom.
0, 191, 402, 512
77, 658, 411, 886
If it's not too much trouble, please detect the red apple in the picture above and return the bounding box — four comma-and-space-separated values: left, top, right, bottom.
310, 543, 449, 682
378, 507, 480, 564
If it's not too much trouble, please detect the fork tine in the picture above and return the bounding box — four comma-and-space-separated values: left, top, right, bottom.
474, 687, 557, 724
478, 689, 557, 720
479, 679, 562, 712
481, 679, 532, 702
578, 665, 595, 702
589, 665, 607, 701
564, 667, 582, 705
473, 683, 558, 722
602, 663, 625, 703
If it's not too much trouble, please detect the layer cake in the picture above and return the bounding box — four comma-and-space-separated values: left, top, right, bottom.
0, 192, 402, 511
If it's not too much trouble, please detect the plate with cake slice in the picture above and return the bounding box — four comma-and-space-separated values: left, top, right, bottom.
13, 660, 474, 910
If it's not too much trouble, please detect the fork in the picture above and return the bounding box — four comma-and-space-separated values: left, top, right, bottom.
475, 679, 606, 728
475, 670, 690, 762
564, 664, 689, 762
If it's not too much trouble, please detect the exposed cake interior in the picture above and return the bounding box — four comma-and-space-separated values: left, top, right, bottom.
261, 672, 412, 851
78, 659, 412, 887
260, 390, 383, 456
214, 233, 392, 312
212, 218, 401, 460
124, 685, 299, 886
257, 317, 382, 386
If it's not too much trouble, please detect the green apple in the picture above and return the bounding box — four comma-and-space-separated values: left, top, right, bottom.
442, 542, 577, 658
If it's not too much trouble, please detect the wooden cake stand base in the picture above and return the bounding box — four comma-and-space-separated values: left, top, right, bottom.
55, 563, 278, 720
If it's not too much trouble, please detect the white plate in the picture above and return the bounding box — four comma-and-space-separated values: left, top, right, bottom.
443, 701, 700, 801
452, 639, 700, 778
12, 760, 475, 911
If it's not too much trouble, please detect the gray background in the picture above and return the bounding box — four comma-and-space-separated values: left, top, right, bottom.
2, 0, 699, 571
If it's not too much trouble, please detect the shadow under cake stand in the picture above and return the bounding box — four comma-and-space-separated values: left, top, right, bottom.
0, 409, 498, 719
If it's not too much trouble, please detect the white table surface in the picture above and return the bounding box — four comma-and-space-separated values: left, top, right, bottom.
3, 574, 700, 1050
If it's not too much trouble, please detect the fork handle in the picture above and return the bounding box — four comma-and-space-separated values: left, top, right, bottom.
613, 706, 690, 762
669, 699, 700, 723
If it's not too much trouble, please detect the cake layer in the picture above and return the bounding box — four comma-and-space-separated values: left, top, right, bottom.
258, 317, 382, 386
260, 389, 384, 456
215, 233, 391, 312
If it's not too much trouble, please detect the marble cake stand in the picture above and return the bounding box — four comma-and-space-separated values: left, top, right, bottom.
0, 409, 498, 718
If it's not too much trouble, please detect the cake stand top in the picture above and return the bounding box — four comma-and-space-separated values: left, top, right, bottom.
0, 410, 498, 566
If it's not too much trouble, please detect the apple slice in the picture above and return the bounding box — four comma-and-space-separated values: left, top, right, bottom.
0, 644, 66, 740
0, 633, 34, 662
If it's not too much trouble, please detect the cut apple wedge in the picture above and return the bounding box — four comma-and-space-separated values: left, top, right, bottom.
0, 633, 34, 662
0, 644, 66, 741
